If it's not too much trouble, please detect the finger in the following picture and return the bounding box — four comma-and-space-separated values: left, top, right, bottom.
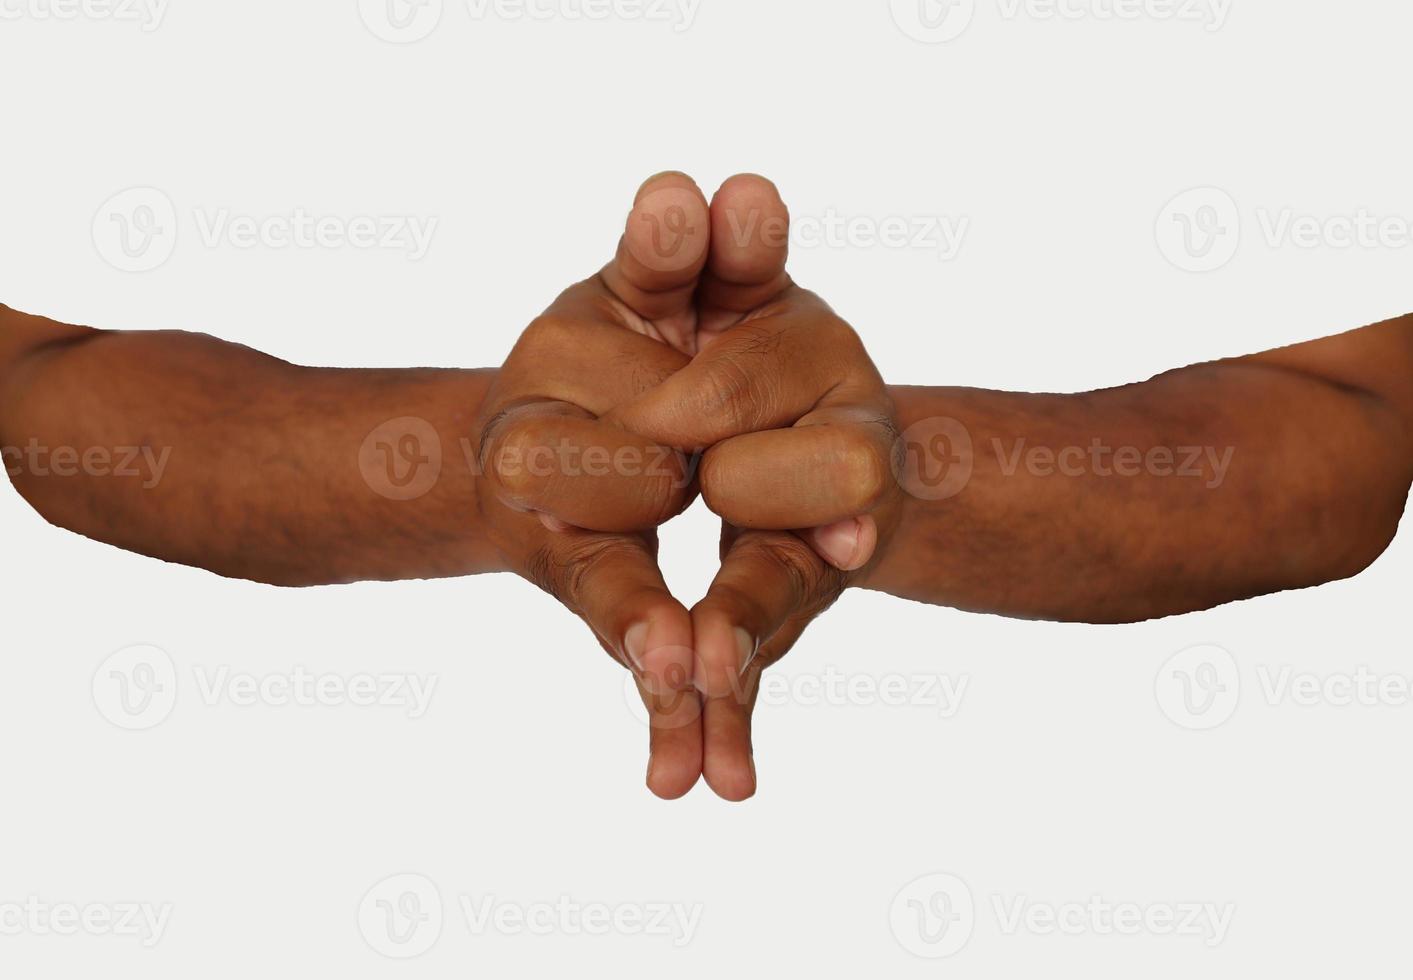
803, 516, 879, 574
699, 173, 793, 343
692, 529, 845, 700
605, 291, 855, 450
692, 529, 848, 801
480, 401, 692, 532
499, 306, 691, 415
532, 526, 703, 799
599, 172, 711, 353
699, 415, 895, 531
638, 681, 704, 801
700, 674, 760, 803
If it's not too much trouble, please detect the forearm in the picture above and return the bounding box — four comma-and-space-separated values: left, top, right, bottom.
1, 308, 503, 586
867, 324, 1413, 622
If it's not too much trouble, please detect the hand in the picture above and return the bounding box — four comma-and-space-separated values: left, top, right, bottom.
608, 185, 905, 800
476, 172, 901, 801
474, 172, 805, 799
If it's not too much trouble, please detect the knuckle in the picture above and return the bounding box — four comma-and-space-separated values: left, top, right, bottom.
697, 355, 773, 435
521, 314, 577, 352
522, 542, 561, 601
700, 583, 768, 633
819, 313, 857, 348
485, 416, 558, 500
836, 432, 893, 513
533, 535, 639, 612
741, 532, 845, 614
696, 446, 735, 511
642, 473, 688, 526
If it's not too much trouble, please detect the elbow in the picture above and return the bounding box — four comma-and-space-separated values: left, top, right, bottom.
1292, 401, 1412, 587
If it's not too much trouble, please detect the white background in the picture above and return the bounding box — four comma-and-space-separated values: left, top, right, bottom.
2, 0, 1411, 975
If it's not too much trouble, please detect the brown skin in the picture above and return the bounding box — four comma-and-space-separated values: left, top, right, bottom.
865, 318, 1413, 622
0, 313, 501, 585
475, 173, 902, 800
3, 176, 1411, 802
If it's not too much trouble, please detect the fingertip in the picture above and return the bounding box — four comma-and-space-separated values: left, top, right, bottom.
624, 177, 710, 280
806, 516, 877, 572
647, 746, 702, 800
634, 170, 703, 205
701, 695, 758, 802
709, 173, 790, 285
703, 760, 756, 803
715, 172, 784, 209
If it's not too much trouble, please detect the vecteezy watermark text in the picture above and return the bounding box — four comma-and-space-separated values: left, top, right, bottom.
93, 188, 438, 273
623, 668, 970, 728
890, 872, 1233, 959
3, 440, 170, 489
1157, 187, 1413, 272
890, 0, 1232, 45
0, 0, 169, 30
0, 897, 173, 948
723, 206, 969, 260
359, 0, 702, 43
893, 417, 1236, 502
357, 873, 702, 959
93, 645, 439, 730
1157, 644, 1413, 730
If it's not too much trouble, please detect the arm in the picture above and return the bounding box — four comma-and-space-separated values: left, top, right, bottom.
866, 315, 1413, 622
0, 304, 502, 586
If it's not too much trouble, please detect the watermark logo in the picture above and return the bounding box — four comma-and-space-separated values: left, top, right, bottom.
92, 187, 178, 273
893, 419, 1235, 501
891, 0, 1229, 43
358, 874, 702, 953
1156, 187, 1241, 273
359, 0, 444, 42
892, 417, 974, 501
623, 668, 969, 726
631, 185, 704, 274
93, 189, 438, 272
358, 873, 443, 958
466, 0, 703, 31
94, 649, 438, 728
363, 0, 702, 41
1159, 653, 1413, 725
890, 873, 1235, 955
92, 644, 178, 731
360, 417, 443, 501
890, 872, 975, 958
1157, 186, 1413, 271
890, 0, 976, 44
1155, 644, 1240, 730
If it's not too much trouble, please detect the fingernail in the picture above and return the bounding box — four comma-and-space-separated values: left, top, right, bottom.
641, 169, 688, 186
735, 627, 758, 677
813, 519, 863, 570
624, 622, 648, 672
538, 512, 572, 533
